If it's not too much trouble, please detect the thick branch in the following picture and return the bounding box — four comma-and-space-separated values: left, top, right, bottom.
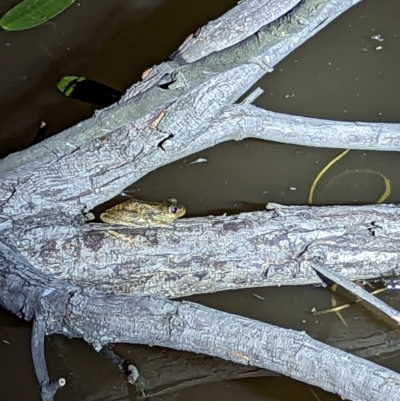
0, 254, 399, 401
171, 0, 301, 62
209, 105, 400, 151
0, 0, 363, 223
5, 204, 400, 298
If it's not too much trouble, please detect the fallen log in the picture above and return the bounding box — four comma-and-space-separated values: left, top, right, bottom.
1, 0, 400, 400
5, 203, 400, 298
1, 256, 400, 401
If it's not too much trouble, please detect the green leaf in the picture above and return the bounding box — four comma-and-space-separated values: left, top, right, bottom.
57, 75, 86, 96
0, 0, 76, 31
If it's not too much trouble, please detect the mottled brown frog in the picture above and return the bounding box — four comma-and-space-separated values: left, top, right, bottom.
100, 197, 186, 228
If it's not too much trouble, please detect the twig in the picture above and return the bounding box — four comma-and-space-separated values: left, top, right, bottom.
312, 261, 400, 324
100, 346, 148, 396
313, 288, 387, 315
330, 284, 348, 326
308, 385, 323, 401
239, 87, 264, 105
31, 315, 65, 401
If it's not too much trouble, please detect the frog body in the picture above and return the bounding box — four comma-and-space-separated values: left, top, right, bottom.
100, 197, 186, 228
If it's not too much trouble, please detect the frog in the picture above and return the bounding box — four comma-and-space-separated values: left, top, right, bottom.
100, 197, 186, 228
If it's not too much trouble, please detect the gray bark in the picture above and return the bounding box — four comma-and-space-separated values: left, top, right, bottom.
0, 0, 365, 219
5, 203, 400, 299
50, 327, 400, 400
1, 0, 400, 400
1, 255, 400, 401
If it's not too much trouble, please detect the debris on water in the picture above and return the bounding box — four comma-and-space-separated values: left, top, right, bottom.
284, 94, 295, 98
121, 189, 140, 196
252, 293, 265, 300
370, 34, 384, 42
376, 46, 383, 51
289, 187, 297, 191
2, 340, 10, 344
190, 158, 207, 165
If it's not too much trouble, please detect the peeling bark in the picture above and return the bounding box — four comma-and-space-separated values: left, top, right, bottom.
1, 0, 400, 400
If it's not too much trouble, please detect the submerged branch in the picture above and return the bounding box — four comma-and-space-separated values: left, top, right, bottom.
31, 316, 65, 401
312, 261, 400, 324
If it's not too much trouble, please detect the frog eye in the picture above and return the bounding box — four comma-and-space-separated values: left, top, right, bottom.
169, 205, 178, 214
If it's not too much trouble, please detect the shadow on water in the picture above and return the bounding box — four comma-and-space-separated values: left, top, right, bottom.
2, 0, 400, 400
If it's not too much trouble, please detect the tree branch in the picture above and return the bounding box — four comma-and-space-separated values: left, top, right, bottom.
1, 254, 399, 401
2, 1, 398, 400
0, 0, 363, 223
5, 203, 399, 298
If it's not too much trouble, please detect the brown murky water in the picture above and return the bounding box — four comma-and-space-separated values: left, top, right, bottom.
1, 0, 400, 400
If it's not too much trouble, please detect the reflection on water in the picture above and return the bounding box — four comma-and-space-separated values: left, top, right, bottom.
129, 0, 170, 15
1, 0, 400, 400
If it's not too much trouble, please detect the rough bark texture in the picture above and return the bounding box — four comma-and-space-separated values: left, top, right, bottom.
1, 0, 400, 400
0, 0, 366, 221
5, 203, 400, 298
1, 256, 400, 401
